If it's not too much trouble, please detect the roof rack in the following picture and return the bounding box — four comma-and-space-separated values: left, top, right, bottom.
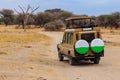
66, 25, 98, 30
66, 16, 97, 29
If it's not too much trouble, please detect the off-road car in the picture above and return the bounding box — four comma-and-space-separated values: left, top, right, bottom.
57, 16, 104, 65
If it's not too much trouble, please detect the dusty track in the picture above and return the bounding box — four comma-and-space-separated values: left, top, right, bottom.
0, 31, 120, 80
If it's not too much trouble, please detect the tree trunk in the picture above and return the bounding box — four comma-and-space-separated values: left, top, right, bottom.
23, 21, 26, 32
22, 22, 25, 29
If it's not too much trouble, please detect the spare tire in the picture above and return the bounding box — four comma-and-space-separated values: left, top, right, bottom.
91, 39, 104, 53
75, 40, 89, 55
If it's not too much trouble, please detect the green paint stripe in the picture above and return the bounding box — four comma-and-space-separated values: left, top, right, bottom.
91, 46, 104, 53
75, 47, 89, 55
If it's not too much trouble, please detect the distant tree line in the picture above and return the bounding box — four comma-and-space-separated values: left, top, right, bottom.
0, 8, 73, 31
0, 8, 120, 31
96, 12, 120, 29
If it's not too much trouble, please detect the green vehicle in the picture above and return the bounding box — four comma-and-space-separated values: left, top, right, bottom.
57, 16, 104, 65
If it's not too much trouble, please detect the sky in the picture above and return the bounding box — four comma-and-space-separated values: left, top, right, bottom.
0, 0, 120, 16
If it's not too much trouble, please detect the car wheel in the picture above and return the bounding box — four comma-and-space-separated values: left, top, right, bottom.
94, 57, 100, 64
58, 50, 64, 61
69, 55, 75, 65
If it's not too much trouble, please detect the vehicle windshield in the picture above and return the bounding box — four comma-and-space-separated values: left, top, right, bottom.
66, 18, 96, 29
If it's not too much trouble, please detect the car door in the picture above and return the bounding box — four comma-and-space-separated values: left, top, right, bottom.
60, 32, 68, 55
66, 32, 74, 55
61, 32, 74, 55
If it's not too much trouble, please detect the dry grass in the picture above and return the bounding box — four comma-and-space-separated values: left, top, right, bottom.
0, 33, 51, 44
101, 27, 120, 35
0, 25, 52, 44
0, 25, 52, 55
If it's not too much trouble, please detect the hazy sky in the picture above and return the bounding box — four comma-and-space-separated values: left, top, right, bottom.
0, 0, 120, 16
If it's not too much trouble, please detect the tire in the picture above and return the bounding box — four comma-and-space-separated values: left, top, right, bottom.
58, 50, 64, 61
94, 57, 100, 64
69, 55, 75, 65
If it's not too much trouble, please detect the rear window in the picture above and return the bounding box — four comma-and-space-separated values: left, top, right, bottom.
81, 33, 95, 43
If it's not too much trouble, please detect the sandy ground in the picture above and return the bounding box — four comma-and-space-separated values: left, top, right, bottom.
0, 28, 120, 80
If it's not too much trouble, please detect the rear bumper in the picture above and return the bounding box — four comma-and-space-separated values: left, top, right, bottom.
75, 51, 104, 60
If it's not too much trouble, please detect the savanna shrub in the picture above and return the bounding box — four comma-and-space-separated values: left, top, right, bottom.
44, 20, 65, 31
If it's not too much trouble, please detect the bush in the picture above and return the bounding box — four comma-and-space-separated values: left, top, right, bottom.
34, 12, 54, 27
44, 20, 65, 31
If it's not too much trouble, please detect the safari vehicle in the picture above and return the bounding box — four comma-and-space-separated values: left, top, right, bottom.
57, 16, 104, 65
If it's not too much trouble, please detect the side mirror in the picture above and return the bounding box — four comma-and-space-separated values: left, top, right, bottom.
60, 40, 63, 44
58, 40, 63, 44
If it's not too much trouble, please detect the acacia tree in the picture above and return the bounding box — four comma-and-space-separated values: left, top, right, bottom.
45, 8, 73, 21
0, 9, 14, 26
112, 12, 120, 29
15, 5, 39, 31
34, 12, 54, 27
59, 11, 73, 22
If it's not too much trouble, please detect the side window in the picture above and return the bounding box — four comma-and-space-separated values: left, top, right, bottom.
67, 32, 73, 44
67, 33, 69, 44
81, 33, 95, 43
63, 32, 73, 44
63, 33, 67, 43
76, 33, 79, 40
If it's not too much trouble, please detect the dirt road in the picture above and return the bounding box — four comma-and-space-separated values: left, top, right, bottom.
0, 31, 120, 80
